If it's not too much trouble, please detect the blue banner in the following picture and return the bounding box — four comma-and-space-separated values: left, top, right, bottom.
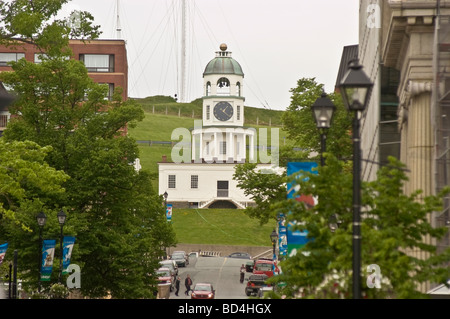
166, 204, 173, 222
277, 215, 287, 257
62, 236, 76, 275
0, 243, 8, 265
286, 162, 318, 257
41, 239, 56, 281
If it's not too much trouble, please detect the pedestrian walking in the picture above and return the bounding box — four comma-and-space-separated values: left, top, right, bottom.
185, 274, 193, 295
175, 276, 181, 296
240, 264, 246, 283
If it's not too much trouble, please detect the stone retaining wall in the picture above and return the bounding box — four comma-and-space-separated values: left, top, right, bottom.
168, 243, 272, 259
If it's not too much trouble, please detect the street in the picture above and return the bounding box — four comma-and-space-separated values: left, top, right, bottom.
170, 255, 252, 299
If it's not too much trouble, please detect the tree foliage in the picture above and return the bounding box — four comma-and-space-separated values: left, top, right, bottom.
0, 0, 176, 298
281, 78, 353, 161
270, 156, 450, 298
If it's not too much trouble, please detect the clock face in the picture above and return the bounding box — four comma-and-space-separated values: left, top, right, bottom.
213, 101, 233, 121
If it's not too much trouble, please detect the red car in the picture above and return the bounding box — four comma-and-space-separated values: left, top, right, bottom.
252, 258, 278, 277
156, 267, 174, 291
191, 283, 215, 299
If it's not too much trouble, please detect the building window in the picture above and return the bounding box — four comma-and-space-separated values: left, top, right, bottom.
220, 141, 227, 155
206, 82, 211, 96
99, 83, 115, 100
217, 77, 230, 96
206, 105, 210, 120
205, 141, 210, 155
217, 180, 229, 197
0, 53, 25, 66
168, 175, 176, 189
191, 175, 198, 189
79, 54, 115, 72
236, 82, 241, 96
237, 105, 240, 121
0, 114, 8, 127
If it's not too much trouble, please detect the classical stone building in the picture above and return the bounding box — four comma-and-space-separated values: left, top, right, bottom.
354, 0, 450, 292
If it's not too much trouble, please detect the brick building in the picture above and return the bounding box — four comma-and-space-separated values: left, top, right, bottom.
0, 39, 128, 135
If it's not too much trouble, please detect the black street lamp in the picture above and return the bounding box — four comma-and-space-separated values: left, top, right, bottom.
36, 212, 47, 292
312, 92, 336, 166
163, 191, 168, 258
57, 209, 67, 283
163, 191, 168, 207
270, 229, 278, 262
339, 59, 373, 299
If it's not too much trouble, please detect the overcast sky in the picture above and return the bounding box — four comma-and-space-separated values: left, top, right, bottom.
64, 0, 359, 111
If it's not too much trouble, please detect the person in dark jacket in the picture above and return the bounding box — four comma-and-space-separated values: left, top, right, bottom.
185, 274, 193, 295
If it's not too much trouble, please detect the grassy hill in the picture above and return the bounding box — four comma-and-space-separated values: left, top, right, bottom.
132, 95, 284, 127
127, 97, 282, 245
128, 96, 289, 176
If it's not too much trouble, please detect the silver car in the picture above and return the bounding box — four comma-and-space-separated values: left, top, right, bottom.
160, 259, 178, 276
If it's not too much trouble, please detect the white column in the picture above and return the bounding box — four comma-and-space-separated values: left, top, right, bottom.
249, 132, 255, 162
191, 131, 196, 162
214, 132, 218, 159
199, 132, 203, 162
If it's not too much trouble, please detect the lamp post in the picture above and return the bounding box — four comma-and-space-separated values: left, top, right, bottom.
163, 191, 168, 258
339, 59, 373, 299
163, 191, 168, 208
36, 212, 47, 292
57, 209, 67, 283
312, 92, 336, 166
270, 229, 278, 262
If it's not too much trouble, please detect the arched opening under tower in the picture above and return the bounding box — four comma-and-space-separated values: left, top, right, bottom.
207, 200, 238, 209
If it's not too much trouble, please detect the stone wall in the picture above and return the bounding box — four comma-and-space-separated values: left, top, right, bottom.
168, 243, 273, 259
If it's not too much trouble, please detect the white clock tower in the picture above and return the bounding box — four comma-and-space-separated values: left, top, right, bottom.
159, 44, 270, 210
192, 44, 255, 163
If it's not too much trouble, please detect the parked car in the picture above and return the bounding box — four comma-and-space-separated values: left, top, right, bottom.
189, 251, 199, 259
191, 283, 215, 299
252, 258, 277, 277
228, 252, 251, 259
172, 250, 190, 265
171, 252, 189, 267
245, 274, 270, 296
156, 267, 174, 291
160, 259, 178, 276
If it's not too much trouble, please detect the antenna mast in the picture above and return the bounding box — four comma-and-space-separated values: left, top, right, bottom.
115, 0, 122, 39
180, 0, 187, 103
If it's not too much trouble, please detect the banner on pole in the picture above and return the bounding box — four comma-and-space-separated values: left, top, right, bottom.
62, 236, 76, 275
0, 243, 8, 265
286, 162, 318, 257
41, 239, 56, 281
166, 204, 173, 222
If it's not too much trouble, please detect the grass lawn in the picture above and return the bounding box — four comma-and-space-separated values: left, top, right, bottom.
171, 208, 276, 246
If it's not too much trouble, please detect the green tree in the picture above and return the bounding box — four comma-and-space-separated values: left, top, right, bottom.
0, 0, 176, 298
281, 78, 353, 161
271, 156, 450, 298
0, 140, 68, 290
233, 163, 286, 225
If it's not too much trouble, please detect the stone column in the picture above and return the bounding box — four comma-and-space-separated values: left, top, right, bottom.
404, 81, 434, 293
